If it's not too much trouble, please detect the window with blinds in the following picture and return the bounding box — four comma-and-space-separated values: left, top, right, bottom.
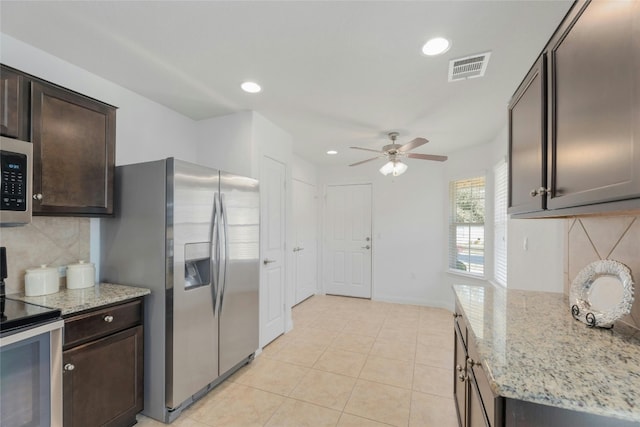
449, 176, 485, 276
494, 161, 508, 286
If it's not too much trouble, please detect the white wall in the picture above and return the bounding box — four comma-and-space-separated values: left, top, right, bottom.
293, 155, 318, 185
507, 218, 564, 292
0, 34, 199, 165
318, 159, 449, 308
195, 111, 255, 177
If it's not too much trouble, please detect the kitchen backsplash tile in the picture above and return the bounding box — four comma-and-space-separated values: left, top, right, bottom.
566, 215, 639, 330
0, 217, 90, 294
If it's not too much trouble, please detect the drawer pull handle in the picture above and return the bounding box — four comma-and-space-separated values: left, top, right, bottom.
64, 363, 75, 371
104, 315, 114, 323
457, 373, 467, 382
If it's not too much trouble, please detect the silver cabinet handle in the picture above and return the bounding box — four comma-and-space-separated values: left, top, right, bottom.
293, 247, 304, 252
456, 364, 464, 372
458, 373, 467, 382
361, 245, 370, 249
530, 187, 550, 197
467, 357, 481, 368
263, 259, 276, 265
104, 315, 114, 323
33, 193, 43, 200
64, 363, 75, 371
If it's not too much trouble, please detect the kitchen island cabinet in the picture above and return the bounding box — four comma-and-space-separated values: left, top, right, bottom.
508, 0, 640, 217
452, 284, 640, 427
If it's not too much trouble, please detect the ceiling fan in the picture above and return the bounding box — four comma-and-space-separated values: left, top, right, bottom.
349, 132, 448, 176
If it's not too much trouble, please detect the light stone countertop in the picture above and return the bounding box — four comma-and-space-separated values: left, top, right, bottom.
10, 283, 150, 316
453, 284, 640, 422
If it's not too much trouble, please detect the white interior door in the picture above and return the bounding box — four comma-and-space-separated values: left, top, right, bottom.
260, 156, 286, 346
324, 184, 372, 298
293, 179, 317, 305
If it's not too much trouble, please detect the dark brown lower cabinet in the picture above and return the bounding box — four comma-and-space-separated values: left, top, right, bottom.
63, 299, 144, 427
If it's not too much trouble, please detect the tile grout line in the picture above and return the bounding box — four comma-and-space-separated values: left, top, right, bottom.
604, 217, 636, 260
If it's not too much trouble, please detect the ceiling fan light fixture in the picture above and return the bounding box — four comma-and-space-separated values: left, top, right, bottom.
422, 37, 451, 56
379, 160, 408, 176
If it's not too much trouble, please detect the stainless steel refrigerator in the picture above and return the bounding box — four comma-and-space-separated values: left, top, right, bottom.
100, 158, 259, 423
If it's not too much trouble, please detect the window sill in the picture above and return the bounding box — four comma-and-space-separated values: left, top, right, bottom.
447, 269, 485, 281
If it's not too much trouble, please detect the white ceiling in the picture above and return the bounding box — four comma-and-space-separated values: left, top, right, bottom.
0, 1, 572, 166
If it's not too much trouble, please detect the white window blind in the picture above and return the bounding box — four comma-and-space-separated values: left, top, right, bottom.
494, 161, 508, 286
449, 176, 485, 276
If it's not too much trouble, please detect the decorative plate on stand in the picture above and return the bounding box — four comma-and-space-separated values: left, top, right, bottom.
570, 260, 634, 328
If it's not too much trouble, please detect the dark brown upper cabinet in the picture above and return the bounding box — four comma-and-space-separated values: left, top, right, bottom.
0, 65, 30, 141
546, 0, 640, 211
508, 55, 547, 215
509, 0, 640, 217
31, 81, 116, 216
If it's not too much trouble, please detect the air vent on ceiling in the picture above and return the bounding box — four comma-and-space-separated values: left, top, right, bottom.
448, 52, 491, 82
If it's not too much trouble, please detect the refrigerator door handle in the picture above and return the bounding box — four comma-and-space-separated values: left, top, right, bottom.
211, 192, 220, 318
219, 193, 230, 315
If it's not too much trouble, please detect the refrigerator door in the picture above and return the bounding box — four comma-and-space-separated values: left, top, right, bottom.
218, 173, 260, 375
167, 159, 220, 409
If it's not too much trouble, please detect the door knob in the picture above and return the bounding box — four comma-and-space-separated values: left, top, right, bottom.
263, 259, 276, 265
361, 245, 370, 250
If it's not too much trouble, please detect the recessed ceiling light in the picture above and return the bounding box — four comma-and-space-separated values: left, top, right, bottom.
326, 150, 338, 155
241, 81, 262, 93
422, 37, 451, 56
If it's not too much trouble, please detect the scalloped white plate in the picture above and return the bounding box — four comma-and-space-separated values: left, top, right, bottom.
569, 260, 634, 328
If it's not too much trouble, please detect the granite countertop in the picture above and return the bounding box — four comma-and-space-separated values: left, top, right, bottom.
453, 284, 640, 422
10, 283, 151, 316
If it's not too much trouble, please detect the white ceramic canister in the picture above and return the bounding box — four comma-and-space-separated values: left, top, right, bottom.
66, 260, 96, 290
25, 264, 60, 296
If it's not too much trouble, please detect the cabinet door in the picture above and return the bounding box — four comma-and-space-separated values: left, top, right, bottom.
508, 55, 547, 215
0, 65, 29, 140
547, 0, 640, 210
468, 378, 490, 427
63, 326, 143, 427
453, 324, 468, 427
31, 81, 115, 215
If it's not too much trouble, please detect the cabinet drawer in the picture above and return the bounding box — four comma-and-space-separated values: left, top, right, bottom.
64, 299, 142, 348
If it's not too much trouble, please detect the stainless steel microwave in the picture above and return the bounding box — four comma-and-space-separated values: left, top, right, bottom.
0, 136, 32, 226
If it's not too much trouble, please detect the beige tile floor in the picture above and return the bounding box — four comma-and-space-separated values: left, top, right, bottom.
137, 295, 457, 427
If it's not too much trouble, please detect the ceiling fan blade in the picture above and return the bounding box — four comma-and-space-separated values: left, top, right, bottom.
406, 153, 448, 162
398, 137, 428, 152
349, 157, 380, 166
350, 146, 385, 154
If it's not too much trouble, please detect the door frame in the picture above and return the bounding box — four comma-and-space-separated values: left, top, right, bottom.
321, 181, 374, 298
